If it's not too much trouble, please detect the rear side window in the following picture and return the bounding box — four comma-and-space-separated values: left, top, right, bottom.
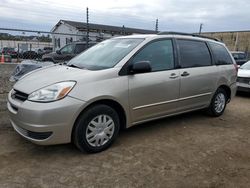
209, 42, 233, 65
177, 40, 212, 68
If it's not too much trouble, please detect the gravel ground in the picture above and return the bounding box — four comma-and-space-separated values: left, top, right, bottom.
0, 93, 249, 188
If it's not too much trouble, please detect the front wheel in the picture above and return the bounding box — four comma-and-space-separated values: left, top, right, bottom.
207, 88, 227, 117
73, 104, 120, 153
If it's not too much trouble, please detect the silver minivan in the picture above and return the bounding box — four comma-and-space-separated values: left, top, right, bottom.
8, 33, 238, 153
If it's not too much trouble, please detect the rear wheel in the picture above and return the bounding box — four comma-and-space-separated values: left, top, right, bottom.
73, 104, 120, 153
207, 88, 227, 117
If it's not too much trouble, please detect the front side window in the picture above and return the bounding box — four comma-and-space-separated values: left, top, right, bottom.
209, 42, 233, 65
60, 44, 74, 54
130, 39, 174, 71
177, 40, 212, 68
68, 38, 144, 70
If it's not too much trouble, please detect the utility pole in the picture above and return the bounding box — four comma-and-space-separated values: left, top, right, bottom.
86, 7, 89, 47
199, 23, 203, 34
122, 25, 125, 35
234, 32, 239, 51
155, 19, 159, 33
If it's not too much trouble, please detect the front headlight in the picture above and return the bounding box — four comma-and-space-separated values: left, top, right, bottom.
28, 81, 76, 102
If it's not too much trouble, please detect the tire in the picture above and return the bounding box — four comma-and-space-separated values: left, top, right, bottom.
73, 104, 120, 153
207, 88, 228, 117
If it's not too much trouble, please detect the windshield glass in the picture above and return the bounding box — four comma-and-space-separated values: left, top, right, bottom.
68, 38, 144, 70
61, 44, 74, 54
240, 61, 250, 70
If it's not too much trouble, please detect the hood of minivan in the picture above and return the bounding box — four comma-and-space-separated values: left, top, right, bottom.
13, 65, 98, 94
238, 69, 250, 78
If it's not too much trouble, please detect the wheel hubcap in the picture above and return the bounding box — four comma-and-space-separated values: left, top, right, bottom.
86, 115, 115, 147
214, 93, 226, 113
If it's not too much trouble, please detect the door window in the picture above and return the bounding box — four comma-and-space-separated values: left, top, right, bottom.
60, 44, 74, 54
131, 40, 174, 71
75, 44, 87, 54
177, 40, 212, 68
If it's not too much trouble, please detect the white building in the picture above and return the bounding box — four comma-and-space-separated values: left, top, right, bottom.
51, 20, 155, 50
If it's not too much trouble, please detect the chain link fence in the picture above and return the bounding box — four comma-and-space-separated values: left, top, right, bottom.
0, 28, 103, 63
0, 21, 156, 64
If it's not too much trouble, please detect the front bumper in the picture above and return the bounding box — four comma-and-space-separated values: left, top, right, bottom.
237, 82, 250, 92
7, 91, 85, 145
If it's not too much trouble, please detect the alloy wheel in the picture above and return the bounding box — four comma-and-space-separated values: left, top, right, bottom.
214, 93, 226, 113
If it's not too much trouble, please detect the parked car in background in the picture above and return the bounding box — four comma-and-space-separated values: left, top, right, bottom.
8, 33, 237, 153
231, 51, 248, 66
237, 61, 250, 92
43, 47, 53, 54
9, 60, 54, 82
42, 41, 96, 63
22, 50, 38, 59
34, 48, 45, 59
1, 47, 18, 58
22, 48, 53, 59
14, 48, 25, 58
0, 54, 12, 63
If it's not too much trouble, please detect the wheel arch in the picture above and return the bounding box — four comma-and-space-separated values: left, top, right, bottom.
71, 99, 127, 142
217, 85, 231, 102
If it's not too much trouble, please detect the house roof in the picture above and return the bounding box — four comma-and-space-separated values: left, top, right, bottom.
52, 20, 156, 34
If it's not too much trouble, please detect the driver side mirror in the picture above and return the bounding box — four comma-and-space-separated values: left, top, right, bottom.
56, 50, 61, 54
129, 61, 152, 74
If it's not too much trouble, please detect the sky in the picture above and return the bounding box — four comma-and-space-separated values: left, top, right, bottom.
0, 0, 250, 34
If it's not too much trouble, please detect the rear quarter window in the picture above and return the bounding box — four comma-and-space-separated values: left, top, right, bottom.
209, 42, 233, 65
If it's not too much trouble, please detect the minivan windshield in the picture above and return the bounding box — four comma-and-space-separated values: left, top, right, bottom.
68, 38, 144, 70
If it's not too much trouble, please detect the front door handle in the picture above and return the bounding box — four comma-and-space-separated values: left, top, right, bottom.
169, 73, 179, 79
181, 71, 190, 77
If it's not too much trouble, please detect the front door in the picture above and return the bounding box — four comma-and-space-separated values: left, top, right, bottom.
128, 39, 180, 124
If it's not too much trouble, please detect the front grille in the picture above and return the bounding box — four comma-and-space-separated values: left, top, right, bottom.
12, 90, 29, 102
237, 77, 250, 84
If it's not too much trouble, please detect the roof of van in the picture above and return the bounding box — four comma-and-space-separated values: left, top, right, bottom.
117, 33, 222, 44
